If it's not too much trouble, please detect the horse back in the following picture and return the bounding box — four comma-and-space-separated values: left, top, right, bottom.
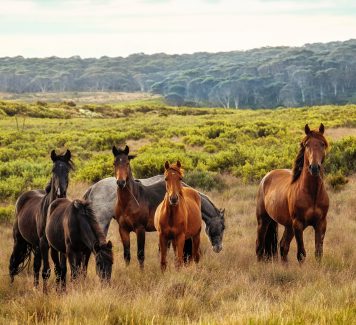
16, 190, 45, 246
259, 169, 293, 226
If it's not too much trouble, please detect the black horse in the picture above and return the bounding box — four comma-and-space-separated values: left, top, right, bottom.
46, 198, 113, 291
9, 149, 73, 292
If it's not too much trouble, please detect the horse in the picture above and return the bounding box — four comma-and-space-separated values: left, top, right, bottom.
154, 161, 202, 270
46, 198, 113, 291
9, 149, 73, 291
83, 176, 224, 255
256, 124, 329, 263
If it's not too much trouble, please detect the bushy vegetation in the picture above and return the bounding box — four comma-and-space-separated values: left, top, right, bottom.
1, 40, 356, 108
0, 101, 355, 214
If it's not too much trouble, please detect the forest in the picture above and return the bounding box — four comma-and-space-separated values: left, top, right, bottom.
0, 40, 355, 108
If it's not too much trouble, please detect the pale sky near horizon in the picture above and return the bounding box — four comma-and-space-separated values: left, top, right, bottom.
0, 0, 355, 58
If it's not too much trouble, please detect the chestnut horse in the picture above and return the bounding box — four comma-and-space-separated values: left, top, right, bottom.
256, 124, 329, 263
46, 198, 113, 291
154, 161, 202, 271
9, 150, 73, 291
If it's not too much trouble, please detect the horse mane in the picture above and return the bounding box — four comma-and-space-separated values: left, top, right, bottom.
292, 131, 328, 183
73, 200, 107, 246
201, 193, 225, 226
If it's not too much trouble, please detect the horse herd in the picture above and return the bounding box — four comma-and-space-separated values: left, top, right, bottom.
8, 123, 329, 293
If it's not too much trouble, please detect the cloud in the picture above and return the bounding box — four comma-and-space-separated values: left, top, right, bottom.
0, 0, 355, 57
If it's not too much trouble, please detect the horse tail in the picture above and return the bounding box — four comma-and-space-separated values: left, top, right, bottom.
264, 220, 278, 259
9, 222, 32, 281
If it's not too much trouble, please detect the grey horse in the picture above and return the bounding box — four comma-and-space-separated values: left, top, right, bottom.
83, 175, 225, 253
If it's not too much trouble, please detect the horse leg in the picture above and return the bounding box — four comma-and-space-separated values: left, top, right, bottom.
256, 213, 271, 261
59, 253, 67, 292
279, 226, 294, 263
40, 237, 51, 294
67, 247, 79, 281
82, 249, 91, 278
136, 227, 146, 269
183, 239, 193, 264
159, 233, 168, 272
33, 246, 41, 288
119, 226, 131, 266
314, 219, 327, 262
293, 219, 306, 263
50, 247, 61, 291
175, 233, 185, 269
192, 232, 201, 264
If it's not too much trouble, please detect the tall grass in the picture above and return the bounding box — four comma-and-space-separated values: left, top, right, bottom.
0, 177, 355, 324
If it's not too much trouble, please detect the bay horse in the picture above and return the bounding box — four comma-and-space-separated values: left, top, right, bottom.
154, 161, 202, 270
9, 149, 73, 291
256, 124, 329, 263
46, 198, 113, 291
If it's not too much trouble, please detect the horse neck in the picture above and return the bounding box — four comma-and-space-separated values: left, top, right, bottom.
76, 212, 105, 252
117, 170, 139, 206
42, 177, 58, 215
298, 160, 324, 201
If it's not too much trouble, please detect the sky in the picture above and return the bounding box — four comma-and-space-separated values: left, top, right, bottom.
0, 0, 355, 58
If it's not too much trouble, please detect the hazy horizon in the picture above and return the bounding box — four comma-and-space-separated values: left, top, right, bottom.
1, 0, 355, 58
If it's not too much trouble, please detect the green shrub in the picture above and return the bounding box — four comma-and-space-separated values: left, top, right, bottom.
326, 172, 349, 190
0, 205, 14, 223
184, 170, 225, 191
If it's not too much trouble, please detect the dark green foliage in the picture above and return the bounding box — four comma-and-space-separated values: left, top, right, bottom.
184, 170, 225, 191
1, 40, 356, 108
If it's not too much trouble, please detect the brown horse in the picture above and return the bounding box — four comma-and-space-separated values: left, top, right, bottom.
256, 124, 329, 263
9, 150, 73, 291
46, 198, 113, 291
154, 161, 202, 271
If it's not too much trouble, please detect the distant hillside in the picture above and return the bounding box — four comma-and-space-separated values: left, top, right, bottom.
1, 40, 355, 108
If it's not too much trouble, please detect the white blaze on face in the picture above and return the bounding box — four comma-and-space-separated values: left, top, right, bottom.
57, 188, 61, 196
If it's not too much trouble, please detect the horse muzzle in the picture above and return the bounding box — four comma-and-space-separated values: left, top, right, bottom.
169, 195, 179, 206
308, 164, 320, 176
116, 179, 126, 189
212, 243, 223, 253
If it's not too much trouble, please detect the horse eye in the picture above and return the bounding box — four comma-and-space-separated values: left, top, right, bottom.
164, 177, 168, 181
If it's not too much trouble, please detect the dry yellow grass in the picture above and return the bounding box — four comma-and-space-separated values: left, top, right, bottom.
0, 177, 355, 324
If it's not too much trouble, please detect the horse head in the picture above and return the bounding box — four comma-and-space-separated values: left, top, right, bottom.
112, 145, 136, 189
303, 124, 328, 177
164, 161, 184, 206
50, 149, 73, 198
94, 241, 113, 282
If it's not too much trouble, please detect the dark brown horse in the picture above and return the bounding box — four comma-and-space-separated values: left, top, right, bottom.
256, 124, 329, 263
154, 161, 202, 271
113, 145, 160, 268
46, 198, 113, 291
9, 150, 73, 291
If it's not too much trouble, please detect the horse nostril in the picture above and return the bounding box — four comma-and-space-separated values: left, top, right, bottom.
117, 180, 126, 189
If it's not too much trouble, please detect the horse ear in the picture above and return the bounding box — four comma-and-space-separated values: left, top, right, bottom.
112, 146, 119, 157
128, 155, 136, 160
164, 161, 170, 170
124, 145, 129, 155
64, 149, 71, 161
51, 150, 57, 162
319, 123, 325, 134
176, 160, 181, 168
106, 240, 113, 249
304, 124, 311, 135
220, 208, 225, 214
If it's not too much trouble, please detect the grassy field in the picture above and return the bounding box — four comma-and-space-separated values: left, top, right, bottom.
0, 100, 355, 323
0, 176, 355, 324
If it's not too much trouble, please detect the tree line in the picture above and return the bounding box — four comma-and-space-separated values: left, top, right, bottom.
0, 39, 355, 108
